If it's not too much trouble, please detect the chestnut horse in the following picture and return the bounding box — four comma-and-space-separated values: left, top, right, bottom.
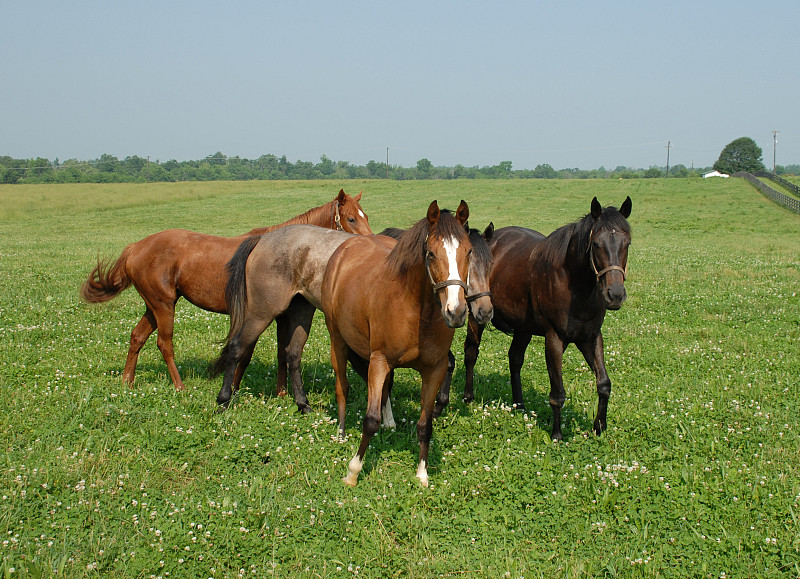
457, 197, 632, 441
80, 189, 371, 391
322, 200, 471, 487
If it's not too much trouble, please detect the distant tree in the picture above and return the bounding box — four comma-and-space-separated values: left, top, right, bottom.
713, 137, 764, 174
416, 158, 433, 177
643, 167, 662, 178
532, 163, 558, 179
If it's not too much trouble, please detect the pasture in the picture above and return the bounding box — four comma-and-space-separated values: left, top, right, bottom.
1, 178, 799, 577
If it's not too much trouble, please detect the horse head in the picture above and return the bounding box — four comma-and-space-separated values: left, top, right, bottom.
425, 200, 472, 328
336, 189, 373, 235
588, 196, 632, 310
464, 221, 494, 324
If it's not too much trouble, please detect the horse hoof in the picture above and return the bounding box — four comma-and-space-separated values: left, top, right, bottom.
433, 403, 446, 419
342, 476, 358, 487
462, 395, 474, 404
297, 404, 312, 415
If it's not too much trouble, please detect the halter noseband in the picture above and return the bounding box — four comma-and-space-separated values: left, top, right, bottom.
587, 228, 628, 281
332, 201, 343, 231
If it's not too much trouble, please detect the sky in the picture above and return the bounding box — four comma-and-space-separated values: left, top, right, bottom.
3, 1, 799, 171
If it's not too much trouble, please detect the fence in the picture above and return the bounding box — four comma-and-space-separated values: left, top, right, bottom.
733, 171, 800, 214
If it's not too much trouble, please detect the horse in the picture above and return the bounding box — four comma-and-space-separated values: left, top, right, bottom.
321, 200, 472, 487
210, 224, 359, 410
457, 196, 632, 442
80, 189, 372, 391
368, 222, 495, 417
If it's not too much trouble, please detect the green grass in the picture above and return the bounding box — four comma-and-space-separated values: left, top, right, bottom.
1, 179, 799, 577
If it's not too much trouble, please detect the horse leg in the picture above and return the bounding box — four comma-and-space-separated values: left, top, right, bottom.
122, 308, 157, 386
381, 369, 396, 428
281, 298, 316, 414
463, 318, 486, 403
217, 317, 271, 409
150, 300, 186, 391
416, 362, 449, 487
231, 340, 257, 393
544, 332, 568, 441
330, 332, 352, 438
508, 330, 533, 410
433, 351, 455, 417
343, 351, 390, 487
275, 315, 290, 397
347, 353, 395, 428
577, 333, 611, 436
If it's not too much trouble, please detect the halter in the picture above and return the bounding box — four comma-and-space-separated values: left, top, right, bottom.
424, 236, 469, 295
331, 201, 343, 231
587, 228, 628, 281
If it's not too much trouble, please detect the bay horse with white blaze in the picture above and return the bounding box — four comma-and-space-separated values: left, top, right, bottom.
80, 189, 371, 390
322, 200, 472, 487
455, 196, 631, 441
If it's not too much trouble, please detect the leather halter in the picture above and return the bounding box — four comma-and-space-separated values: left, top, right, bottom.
331, 201, 343, 231
587, 228, 628, 281
424, 236, 469, 295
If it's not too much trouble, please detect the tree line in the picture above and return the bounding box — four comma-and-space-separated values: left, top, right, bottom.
2, 149, 797, 185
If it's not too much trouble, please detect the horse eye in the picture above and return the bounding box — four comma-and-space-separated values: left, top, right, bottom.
426, 251, 435, 260
348, 217, 356, 223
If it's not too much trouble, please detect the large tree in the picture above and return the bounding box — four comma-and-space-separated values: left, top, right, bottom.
713, 137, 765, 174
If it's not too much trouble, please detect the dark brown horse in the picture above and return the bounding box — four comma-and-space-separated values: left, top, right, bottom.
322, 200, 472, 487
80, 189, 372, 391
458, 197, 631, 441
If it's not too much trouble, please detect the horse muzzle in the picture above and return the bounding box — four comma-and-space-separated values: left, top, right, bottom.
603, 281, 627, 310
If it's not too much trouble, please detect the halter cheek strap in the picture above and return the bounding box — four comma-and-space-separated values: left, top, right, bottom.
587, 229, 628, 281
332, 201, 343, 231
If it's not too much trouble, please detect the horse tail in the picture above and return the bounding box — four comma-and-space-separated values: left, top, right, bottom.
210, 235, 262, 377
80, 246, 134, 303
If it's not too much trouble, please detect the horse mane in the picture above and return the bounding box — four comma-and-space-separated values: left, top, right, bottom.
467, 225, 493, 267
539, 207, 630, 267
244, 201, 333, 235
385, 209, 468, 277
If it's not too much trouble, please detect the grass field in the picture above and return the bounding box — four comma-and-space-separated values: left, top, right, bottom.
1, 178, 799, 578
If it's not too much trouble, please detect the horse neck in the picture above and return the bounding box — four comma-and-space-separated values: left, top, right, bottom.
244, 201, 334, 235
563, 224, 596, 289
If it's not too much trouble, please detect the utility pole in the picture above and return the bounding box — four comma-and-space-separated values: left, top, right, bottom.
665, 141, 671, 178
772, 130, 779, 175
386, 147, 389, 179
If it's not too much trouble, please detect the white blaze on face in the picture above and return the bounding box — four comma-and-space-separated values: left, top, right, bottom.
442, 237, 463, 312
358, 209, 365, 219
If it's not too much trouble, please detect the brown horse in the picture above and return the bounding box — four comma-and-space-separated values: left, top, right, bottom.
364, 222, 495, 418
322, 200, 471, 487
80, 189, 372, 391
459, 197, 632, 441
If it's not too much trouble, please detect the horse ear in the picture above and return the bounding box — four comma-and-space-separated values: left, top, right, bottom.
427, 200, 440, 225
619, 196, 632, 218
354, 190, 362, 202
483, 222, 495, 241
337, 189, 347, 204
591, 197, 602, 219
456, 200, 469, 225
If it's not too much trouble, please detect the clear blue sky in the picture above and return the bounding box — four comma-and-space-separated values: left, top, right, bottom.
3, 1, 798, 170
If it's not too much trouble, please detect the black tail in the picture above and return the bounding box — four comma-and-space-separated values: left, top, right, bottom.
210, 235, 262, 377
